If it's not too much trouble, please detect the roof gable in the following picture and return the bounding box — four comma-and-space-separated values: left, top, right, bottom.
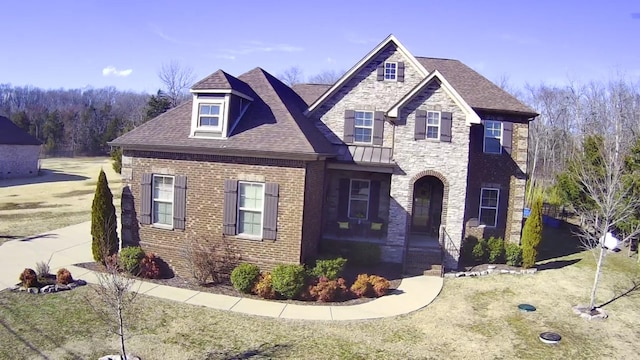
191, 69, 254, 99
305, 34, 427, 115
388, 70, 481, 125
0, 116, 42, 145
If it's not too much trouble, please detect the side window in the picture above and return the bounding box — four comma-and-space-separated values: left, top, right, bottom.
483, 120, 503, 154
479, 188, 499, 227
223, 180, 279, 240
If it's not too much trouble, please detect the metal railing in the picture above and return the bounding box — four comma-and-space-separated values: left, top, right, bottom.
439, 225, 460, 275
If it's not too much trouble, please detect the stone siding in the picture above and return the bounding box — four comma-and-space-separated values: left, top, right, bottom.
120, 150, 317, 278
0, 145, 40, 179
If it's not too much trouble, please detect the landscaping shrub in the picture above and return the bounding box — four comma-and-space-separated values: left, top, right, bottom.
183, 238, 238, 285
309, 277, 348, 302
369, 275, 390, 297
104, 253, 120, 271
311, 257, 347, 280
350, 273, 373, 297
487, 237, 505, 264
139, 253, 161, 279
35, 261, 50, 277
505, 243, 523, 267
271, 264, 306, 299
119, 246, 145, 274
19, 268, 37, 288
471, 238, 489, 264
460, 236, 479, 265
253, 272, 276, 299
56, 268, 73, 285
91, 169, 119, 264
231, 263, 261, 294
522, 196, 543, 268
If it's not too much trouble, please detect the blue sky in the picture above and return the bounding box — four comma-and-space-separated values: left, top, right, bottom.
1, 0, 638, 94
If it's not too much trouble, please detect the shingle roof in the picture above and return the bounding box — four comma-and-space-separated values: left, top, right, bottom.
111, 68, 334, 159
0, 116, 42, 145
292, 83, 331, 106
190, 69, 254, 97
416, 57, 537, 116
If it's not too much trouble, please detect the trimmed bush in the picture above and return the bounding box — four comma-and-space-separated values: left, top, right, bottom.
19, 268, 37, 288
91, 169, 119, 263
231, 263, 261, 294
253, 272, 276, 299
487, 237, 505, 264
271, 264, 306, 299
310, 277, 348, 302
472, 238, 489, 264
522, 196, 543, 268
139, 253, 161, 279
35, 261, 50, 277
369, 275, 391, 297
350, 274, 373, 298
120, 246, 145, 274
505, 243, 523, 267
56, 268, 73, 285
460, 236, 479, 265
311, 257, 347, 280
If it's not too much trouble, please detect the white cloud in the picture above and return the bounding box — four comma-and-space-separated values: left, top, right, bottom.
215, 41, 303, 59
102, 66, 133, 77
326, 57, 336, 64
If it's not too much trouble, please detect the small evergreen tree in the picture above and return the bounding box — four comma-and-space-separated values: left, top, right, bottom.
110, 147, 122, 174
521, 195, 543, 268
92, 169, 119, 263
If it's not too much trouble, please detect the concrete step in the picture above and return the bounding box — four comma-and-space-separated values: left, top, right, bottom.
423, 264, 442, 277
404, 248, 443, 277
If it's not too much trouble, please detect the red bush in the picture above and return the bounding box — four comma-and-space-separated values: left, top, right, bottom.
310, 276, 349, 302
19, 268, 38, 288
139, 253, 161, 279
56, 268, 74, 285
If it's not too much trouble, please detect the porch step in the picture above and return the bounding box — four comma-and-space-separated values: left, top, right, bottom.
404, 248, 442, 277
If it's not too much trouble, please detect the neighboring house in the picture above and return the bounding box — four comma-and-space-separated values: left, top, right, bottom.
0, 116, 42, 179
110, 35, 537, 277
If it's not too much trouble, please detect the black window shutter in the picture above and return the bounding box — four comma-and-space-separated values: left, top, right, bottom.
473, 123, 484, 153
502, 121, 513, 154
344, 110, 355, 143
223, 179, 238, 235
440, 112, 453, 142
263, 183, 279, 240
173, 175, 187, 230
376, 63, 384, 81
397, 62, 405, 82
140, 173, 152, 225
373, 111, 384, 145
415, 110, 427, 140
368, 180, 381, 221
338, 178, 350, 220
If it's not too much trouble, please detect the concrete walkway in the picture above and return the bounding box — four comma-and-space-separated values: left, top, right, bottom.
0, 222, 444, 321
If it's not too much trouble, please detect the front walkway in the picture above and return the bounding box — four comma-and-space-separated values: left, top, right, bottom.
0, 222, 443, 321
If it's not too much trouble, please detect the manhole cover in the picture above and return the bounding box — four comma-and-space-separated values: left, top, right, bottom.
518, 304, 536, 312
539, 332, 561, 344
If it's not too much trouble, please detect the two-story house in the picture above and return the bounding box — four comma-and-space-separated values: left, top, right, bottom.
110, 35, 537, 277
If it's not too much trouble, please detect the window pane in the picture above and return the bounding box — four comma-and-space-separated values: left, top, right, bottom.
355, 111, 373, 127
200, 105, 210, 115
153, 201, 172, 225
485, 138, 501, 153
354, 128, 372, 143
349, 199, 368, 218
153, 176, 173, 200
209, 105, 220, 115
199, 116, 219, 127
427, 126, 439, 139
481, 190, 499, 207
480, 208, 497, 227
239, 183, 263, 209
427, 112, 440, 125
239, 210, 261, 235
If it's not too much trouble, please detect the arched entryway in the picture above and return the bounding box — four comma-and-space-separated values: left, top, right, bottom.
411, 176, 445, 237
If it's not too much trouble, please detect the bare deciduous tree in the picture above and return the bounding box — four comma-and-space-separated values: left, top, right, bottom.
308, 69, 345, 85
158, 60, 196, 107
278, 66, 304, 86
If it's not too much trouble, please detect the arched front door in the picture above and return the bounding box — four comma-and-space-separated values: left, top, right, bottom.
411, 176, 444, 236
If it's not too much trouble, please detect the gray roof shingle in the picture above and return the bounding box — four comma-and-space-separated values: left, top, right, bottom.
0, 116, 42, 145
292, 83, 331, 106
416, 57, 537, 116
190, 69, 254, 97
111, 68, 334, 159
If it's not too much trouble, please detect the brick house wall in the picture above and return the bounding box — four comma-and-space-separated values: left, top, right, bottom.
0, 144, 40, 179
300, 160, 326, 263
464, 116, 529, 244
120, 150, 315, 277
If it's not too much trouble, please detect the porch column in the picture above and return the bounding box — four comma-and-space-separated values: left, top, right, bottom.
385, 174, 410, 262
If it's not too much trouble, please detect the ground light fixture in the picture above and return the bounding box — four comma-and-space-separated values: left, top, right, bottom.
539, 332, 562, 344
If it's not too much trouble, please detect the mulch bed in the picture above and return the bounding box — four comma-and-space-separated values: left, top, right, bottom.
76, 262, 403, 306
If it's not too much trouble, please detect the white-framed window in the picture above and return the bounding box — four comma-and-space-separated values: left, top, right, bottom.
354, 111, 373, 143
484, 120, 503, 154
348, 179, 370, 219
153, 175, 174, 227
426, 111, 441, 140
237, 182, 264, 237
384, 62, 397, 81
198, 102, 224, 130
479, 188, 499, 227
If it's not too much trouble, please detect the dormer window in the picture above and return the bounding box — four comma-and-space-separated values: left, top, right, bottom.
384, 62, 397, 81
198, 103, 224, 129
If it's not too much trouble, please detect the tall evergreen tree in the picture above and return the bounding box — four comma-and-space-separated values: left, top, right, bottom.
144, 90, 172, 122
521, 195, 543, 268
92, 169, 119, 263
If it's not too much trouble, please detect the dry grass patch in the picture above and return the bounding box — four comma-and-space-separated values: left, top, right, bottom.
0, 157, 121, 242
